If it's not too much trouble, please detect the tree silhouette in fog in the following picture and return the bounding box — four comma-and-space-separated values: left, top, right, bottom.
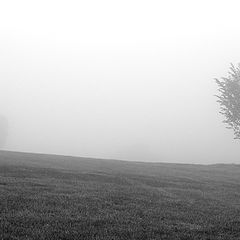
0, 115, 8, 148
215, 64, 240, 139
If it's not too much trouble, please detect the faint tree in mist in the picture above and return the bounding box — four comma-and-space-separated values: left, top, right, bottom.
215, 63, 240, 139
0, 115, 8, 148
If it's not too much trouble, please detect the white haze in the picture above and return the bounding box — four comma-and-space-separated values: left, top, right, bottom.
1, 0, 240, 164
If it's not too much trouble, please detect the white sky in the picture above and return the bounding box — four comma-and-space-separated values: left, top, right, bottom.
1, 0, 240, 163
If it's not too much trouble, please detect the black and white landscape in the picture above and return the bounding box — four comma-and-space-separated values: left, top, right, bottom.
1, 0, 240, 239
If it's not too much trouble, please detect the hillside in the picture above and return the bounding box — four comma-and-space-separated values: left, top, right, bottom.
1, 150, 240, 239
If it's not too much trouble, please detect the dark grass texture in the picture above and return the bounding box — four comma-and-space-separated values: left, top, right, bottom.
1, 151, 240, 239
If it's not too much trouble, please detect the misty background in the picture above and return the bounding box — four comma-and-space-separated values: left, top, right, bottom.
1, 0, 240, 164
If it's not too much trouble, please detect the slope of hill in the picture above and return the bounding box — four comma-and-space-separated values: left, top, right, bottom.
1, 150, 240, 240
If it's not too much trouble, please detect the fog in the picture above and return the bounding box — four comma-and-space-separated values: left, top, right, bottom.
1, 0, 240, 163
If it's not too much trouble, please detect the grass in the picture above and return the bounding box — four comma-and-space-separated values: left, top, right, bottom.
1, 150, 240, 239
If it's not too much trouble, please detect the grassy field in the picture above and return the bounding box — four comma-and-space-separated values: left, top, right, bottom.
1, 150, 240, 239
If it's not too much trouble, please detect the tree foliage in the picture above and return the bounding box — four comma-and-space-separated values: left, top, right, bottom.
215, 64, 240, 139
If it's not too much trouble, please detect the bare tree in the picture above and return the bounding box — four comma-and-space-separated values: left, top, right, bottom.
215, 63, 240, 139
